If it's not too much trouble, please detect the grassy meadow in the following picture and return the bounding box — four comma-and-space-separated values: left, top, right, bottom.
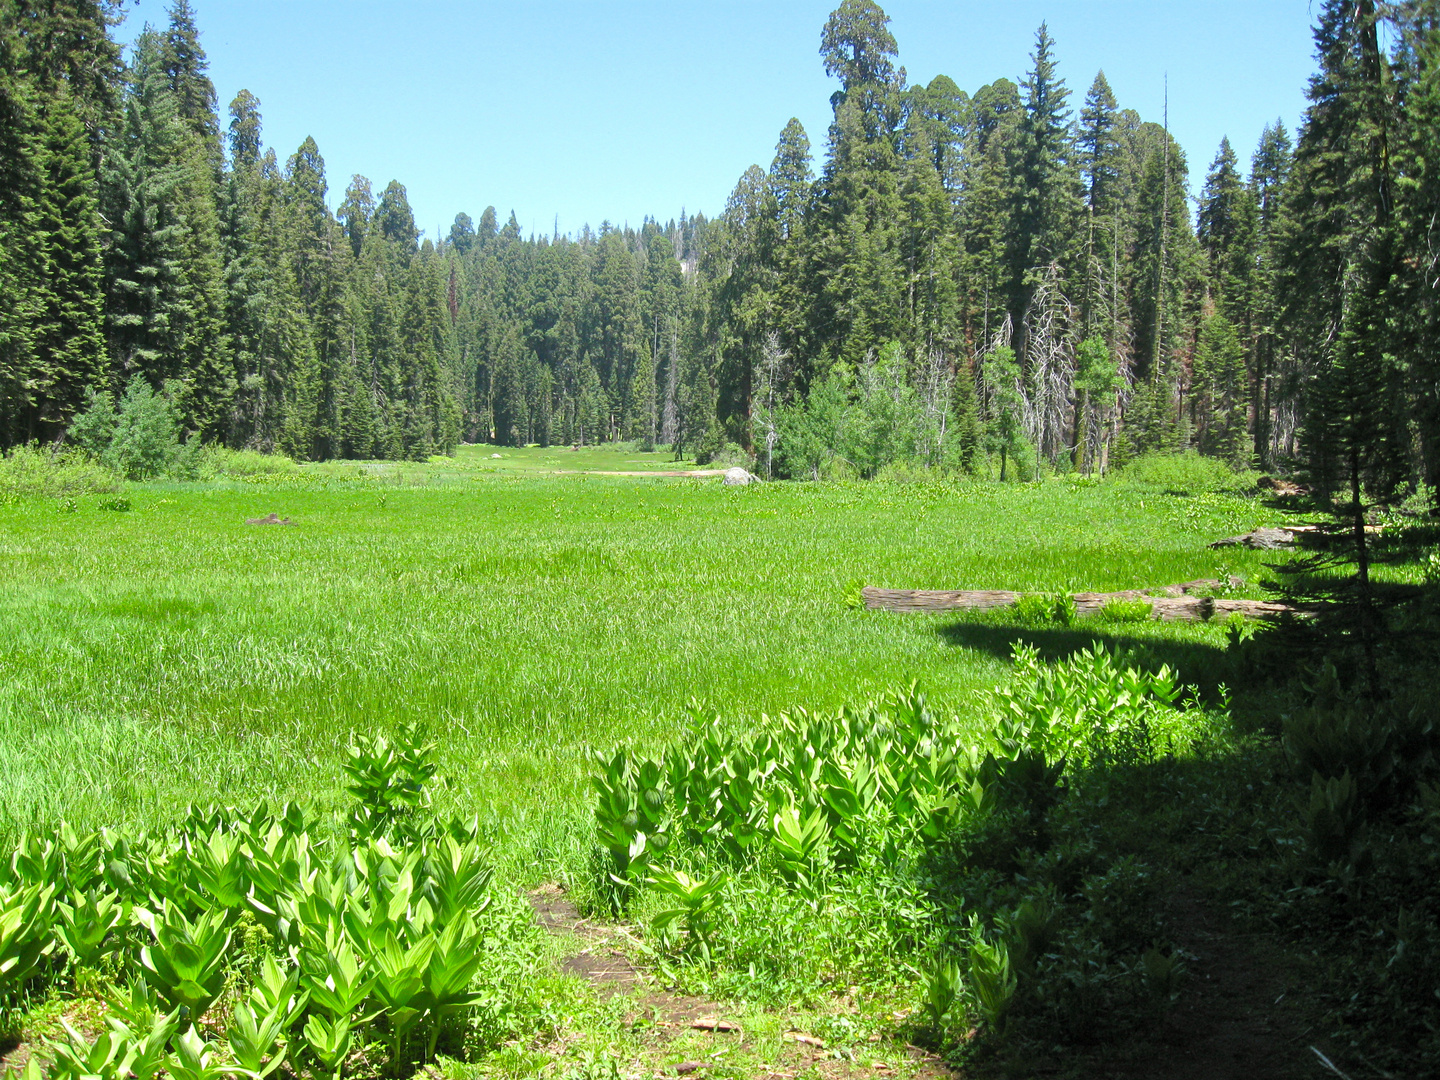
0, 444, 1286, 870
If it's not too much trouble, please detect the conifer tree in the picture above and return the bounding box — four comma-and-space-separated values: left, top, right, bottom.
1192, 313, 1250, 466
1078, 71, 1121, 341
103, 31, 191, 383
810, 0, 906, 367
958, 78, 1021, 361
161, 0, 220, 154
1009, 23, 1081, 350
1281, 0, 1407, 500
1197, 138, 1257, 322
30, 90, 108, 432
769, 118, 813, 374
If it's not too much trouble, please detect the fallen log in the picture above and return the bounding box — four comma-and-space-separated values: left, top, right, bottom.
862, 579, 1295, 622
1209, 523, 1383, 550
1209, 527, 1300, 550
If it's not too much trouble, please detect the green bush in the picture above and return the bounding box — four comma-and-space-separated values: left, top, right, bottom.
64, 380, 297, 483
0, 444, 121, 498
66, 387, 118, 457
1113, 451, 1258, 496
700, 442, 753, 470
0, 725, 533, 1077
107, 377, 183, 480
193, 446, 298, 480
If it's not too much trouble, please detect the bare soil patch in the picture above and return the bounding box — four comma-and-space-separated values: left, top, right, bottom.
526, 884, 956, 1079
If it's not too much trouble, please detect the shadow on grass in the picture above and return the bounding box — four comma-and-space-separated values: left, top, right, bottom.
934, 619, 1237, 697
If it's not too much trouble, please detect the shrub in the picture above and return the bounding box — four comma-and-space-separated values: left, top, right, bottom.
1113, 451, 1258, 496
193, 446, 298, 480
66, 387, 118, 457
700, 442, 753, 470
0, 444, 121, 498
106, 377, 183, 481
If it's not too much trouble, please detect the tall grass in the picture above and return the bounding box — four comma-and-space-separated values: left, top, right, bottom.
0, 444, 120, 498
0, 447, 1284, 877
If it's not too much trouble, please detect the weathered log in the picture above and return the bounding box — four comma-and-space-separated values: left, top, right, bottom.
862, 579, 1294, 622
1209, 527, 1300, 550
1209, 523, 1382, 550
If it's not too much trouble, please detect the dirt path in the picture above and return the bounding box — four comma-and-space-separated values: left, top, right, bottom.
526, 884, 955, 1079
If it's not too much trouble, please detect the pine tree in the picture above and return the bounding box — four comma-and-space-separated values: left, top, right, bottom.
1394, 16, 1440, 495
1008, 23, 1081, 350
1192, 313, 1250, 466
958, 78, 1021, 363
103, 31, 191, 383
769, 118, 813, 375
1281, 0, 1407, 501
809, 0, 907, 367
1078, 72, 1121, 340
1249, 122, 1292, 468
0, 53, 44, 446
30, 89, 107, 433
338, 175, 374, 259
161, 0, 220, 154
1197, 137, 1257, 323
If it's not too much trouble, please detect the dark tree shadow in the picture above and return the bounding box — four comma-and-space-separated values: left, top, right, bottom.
934, 620, 1238, 699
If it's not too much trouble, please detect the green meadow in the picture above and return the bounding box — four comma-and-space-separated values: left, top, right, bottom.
0, 445, 1283, 870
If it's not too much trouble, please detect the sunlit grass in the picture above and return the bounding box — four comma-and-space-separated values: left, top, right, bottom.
0, 445, 1289, 878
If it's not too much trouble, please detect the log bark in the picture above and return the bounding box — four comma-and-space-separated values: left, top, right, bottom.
862, 579, 1295, 622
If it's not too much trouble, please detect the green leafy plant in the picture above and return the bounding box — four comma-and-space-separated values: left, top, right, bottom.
647, 866, 730, 963
166, 1024, 233, 1080
184, 826, 250, 911
299, 932, 375, 1020
417, 914, 487, 1059
1139, 945, 1186, 1023
47, 1020, 141, 1080
227, 998, 291, 1079
0, 1058, 42, 1080
104, 979, 182, 1080
368, 930, 433, 1061
1301, 770, 1371, 874
968, 918, 1018, 1036
0, 881, 56, 997
343, 724, 438, 840
920, 954, 964, 1032
247, 954, 308, 1031
56, 886, 129, 971
302, 1013, 352, 1080
416, 834, 493, 925
134, 901, 233, 1020
592, 749, 670, 910
770, 802, 830, 891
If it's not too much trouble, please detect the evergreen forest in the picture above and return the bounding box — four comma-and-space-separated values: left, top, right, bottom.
2, 0, 1438, 503
7, 3, 1440, 1076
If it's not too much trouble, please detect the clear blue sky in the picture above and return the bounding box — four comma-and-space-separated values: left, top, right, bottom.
117, 1, 1320, 240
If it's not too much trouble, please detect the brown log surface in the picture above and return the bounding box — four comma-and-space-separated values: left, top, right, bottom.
862, 579, 1294, 622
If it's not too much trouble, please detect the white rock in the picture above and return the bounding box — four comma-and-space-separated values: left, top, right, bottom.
723, 466, 757, 486
491, 453, 502, 459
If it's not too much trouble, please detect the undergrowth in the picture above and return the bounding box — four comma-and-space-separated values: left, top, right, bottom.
584, 645, 1223, 1071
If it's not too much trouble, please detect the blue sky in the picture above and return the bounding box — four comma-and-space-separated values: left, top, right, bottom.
117, 1, 1320, 240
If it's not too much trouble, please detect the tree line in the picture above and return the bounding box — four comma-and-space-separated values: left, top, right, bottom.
2, 0, 1437, 499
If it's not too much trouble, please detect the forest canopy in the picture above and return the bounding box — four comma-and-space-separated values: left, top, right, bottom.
2, 0, 1438, 503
